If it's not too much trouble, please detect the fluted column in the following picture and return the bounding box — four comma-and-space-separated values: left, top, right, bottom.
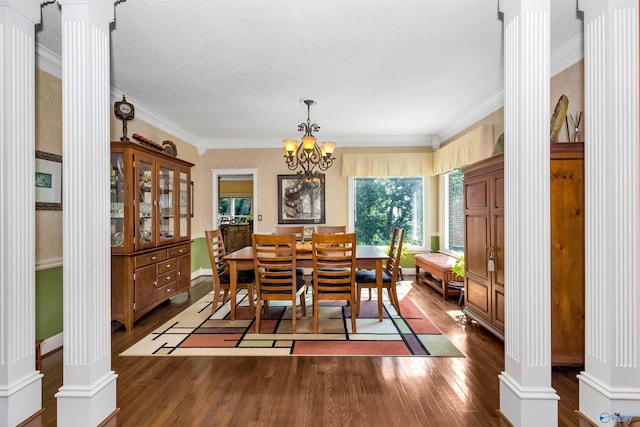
577, 0, 640, 424
55, 1, 117, 426
497, 1, 559, 425
0, 1, 43, 426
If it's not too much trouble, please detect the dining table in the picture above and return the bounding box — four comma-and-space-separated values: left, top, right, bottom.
223, 245, 390, 321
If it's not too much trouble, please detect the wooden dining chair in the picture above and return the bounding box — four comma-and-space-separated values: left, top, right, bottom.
355, 227, 405, 316
252, 233, 307, 333
205, 229, 255, 316
274, 225, 305, 277
274, 225, 305, 241
311, 232, 358, 334
315, 225, 346, 234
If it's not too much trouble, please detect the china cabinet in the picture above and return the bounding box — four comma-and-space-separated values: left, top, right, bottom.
460, 143, 584, 366
110, 141, 194, 331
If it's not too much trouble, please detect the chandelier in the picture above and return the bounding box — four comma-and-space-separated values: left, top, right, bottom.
283, 99, 336, 178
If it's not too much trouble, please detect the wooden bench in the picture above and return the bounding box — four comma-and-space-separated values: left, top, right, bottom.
414, 253, 462, 300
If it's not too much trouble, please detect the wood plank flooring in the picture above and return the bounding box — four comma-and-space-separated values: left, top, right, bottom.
33, 276, 581, 427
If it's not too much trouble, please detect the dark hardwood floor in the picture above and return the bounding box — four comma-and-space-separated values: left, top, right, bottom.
34, 275, 581, 427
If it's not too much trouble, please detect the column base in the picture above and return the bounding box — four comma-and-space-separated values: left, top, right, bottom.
0, 372, 43, 427
499, 372, 560, 427
56, 371, 117, 427
578, 372, 640, 425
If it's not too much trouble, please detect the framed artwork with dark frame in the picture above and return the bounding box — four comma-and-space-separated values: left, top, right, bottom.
35, 150, 62, 210
277, 174, 325, 224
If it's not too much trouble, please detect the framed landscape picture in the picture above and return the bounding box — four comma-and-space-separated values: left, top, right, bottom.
35, 150, 62, 210
277, 174, 325, 224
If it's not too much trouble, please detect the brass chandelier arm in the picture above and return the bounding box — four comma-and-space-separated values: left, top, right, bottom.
284, 143, 334, 177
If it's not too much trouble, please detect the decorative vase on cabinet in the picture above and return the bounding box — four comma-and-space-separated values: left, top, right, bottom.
110, 141, 194, 331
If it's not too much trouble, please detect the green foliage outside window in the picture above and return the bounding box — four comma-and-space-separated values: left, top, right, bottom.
354, 177, 424, 247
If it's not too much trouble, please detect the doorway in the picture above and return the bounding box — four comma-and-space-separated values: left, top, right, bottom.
212, 168, 258, 229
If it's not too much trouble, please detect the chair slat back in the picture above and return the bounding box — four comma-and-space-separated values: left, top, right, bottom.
386, 228, 405, 283
253, 233, 297, 295
205, 229, 229, 286
312, 232, 357, 294
274, 225, 305, 241
315, 225, 346, 234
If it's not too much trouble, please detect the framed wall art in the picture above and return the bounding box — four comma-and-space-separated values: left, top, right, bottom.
277, 174, 325, 224
35, 150, 62, 210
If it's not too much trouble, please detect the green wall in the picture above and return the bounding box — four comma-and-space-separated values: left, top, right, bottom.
191, 237, 211, 271
36, 267, 63, 340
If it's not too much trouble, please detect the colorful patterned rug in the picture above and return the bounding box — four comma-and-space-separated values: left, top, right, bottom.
121, 281, 464, 357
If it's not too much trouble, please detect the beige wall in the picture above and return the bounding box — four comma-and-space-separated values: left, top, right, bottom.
551, 60, 584, 142
35, 69, 63, 268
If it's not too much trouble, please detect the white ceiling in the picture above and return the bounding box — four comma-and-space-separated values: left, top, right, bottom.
35, 0, 583, 152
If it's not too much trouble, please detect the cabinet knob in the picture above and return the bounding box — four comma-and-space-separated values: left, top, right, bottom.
151, 256, 157, 260
166, 288, 171, 293
166, 276, 171, 280
179, 249, 183, 253
153, 281, 157, 286
167, 264, 171, 268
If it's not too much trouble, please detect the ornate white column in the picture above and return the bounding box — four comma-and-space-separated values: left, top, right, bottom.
0, 1, 43, 426
497, 1, 559, 425
55, 1, 117, 426
577, 0, 640, 424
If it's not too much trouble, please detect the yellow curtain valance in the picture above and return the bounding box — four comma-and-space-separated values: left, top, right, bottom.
431, 125, 495, 175
341, 152, 434, 177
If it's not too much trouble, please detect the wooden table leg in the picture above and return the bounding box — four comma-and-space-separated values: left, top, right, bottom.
376, 259, 383, 322
229, 260, 238, 320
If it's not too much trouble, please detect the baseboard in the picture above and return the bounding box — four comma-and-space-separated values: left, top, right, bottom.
41, 332, 63, 356
191, 268, 212, 280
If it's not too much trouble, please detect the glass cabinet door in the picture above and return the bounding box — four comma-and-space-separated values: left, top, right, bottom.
178, 170, 189, 239
137, 158, 154, 248
158, 165, 175, 243
110, 152, 125, 249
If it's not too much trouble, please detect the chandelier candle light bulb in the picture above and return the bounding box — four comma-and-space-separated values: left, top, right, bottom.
283, 99, 336, 178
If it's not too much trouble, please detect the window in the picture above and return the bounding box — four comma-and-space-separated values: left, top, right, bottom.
218, 196, 252, 223
352, 177, 424, 247
443, 170, 464, 253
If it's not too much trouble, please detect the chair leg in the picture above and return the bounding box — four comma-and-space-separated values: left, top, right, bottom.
222, 289, 229, 304
291, 298, 297, 334
350, 297, 357, 334
247, 284, 255, 316
255, 297, 261, 333
313, 298, 319, 334
368, 288, 372, 300
355, 286, 361, 316
211, 290, 221, 315
389, 285, 401, 316
299, 293, 307, 316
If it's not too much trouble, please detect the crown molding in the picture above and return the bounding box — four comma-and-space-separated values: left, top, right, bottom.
36, 42, 62, 78
109, 87, 201, 146
551, 33, 583, 77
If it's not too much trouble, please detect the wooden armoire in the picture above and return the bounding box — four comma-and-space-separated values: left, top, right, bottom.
460, 143, 585, 366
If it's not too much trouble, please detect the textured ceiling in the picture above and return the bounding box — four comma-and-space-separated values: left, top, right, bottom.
35, 0, 583, 151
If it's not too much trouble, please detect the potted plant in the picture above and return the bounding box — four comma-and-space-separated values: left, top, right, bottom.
449, 255, 465, 305
451, 255, 464, 279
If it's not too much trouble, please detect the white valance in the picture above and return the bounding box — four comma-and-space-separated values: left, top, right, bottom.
432, 125, 495, 175
341, 152, 434, 177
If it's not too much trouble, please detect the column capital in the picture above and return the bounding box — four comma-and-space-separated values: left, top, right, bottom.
0, 0, 41, 24
57, 0, 115, 24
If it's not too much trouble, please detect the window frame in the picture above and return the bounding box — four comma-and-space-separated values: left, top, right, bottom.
440, 169, 464, 257
348, 176, 428, 251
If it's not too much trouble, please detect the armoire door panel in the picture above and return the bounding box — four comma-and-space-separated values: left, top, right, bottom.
466, 277, 489, 316
465, 216, 488, 277
465, 180, 488, 209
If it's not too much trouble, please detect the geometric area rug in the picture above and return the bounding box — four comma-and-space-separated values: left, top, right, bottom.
121, 281, 464, 358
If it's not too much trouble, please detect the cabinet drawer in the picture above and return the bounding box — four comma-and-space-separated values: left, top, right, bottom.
156, 272, 176, 287
168, 244, 190, 258
155, 282, 176, 300
135, 249, 167, 268
156, 259, 176, 275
